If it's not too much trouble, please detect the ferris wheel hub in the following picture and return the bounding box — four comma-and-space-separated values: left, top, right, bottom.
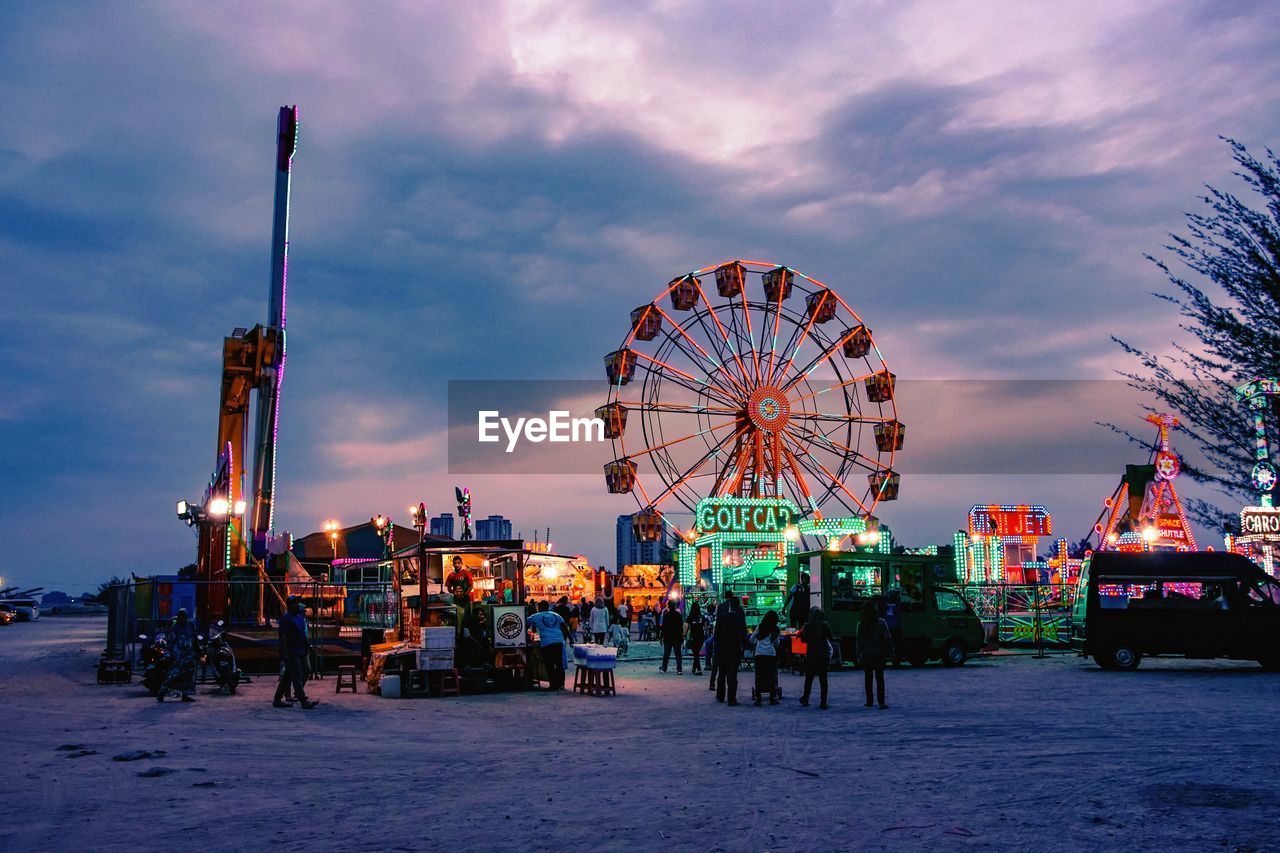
746, 386, 791, 433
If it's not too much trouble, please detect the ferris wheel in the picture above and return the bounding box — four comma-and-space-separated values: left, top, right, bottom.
600, 260, 903, 541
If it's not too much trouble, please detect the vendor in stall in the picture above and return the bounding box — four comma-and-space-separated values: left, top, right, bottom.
446, 555, 475, 604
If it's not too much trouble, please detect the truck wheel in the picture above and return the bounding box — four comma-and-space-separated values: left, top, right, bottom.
1108, 645, 1141, 671
1258, 656, 1280, 672
941, 639, 967, 667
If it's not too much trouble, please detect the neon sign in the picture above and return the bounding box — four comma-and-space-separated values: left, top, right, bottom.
695, 497, 798, 536
968, 505, 1052, 538
1242, 507, 1280, 537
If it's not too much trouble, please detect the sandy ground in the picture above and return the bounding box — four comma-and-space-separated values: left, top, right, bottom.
1, 618, 1278, 852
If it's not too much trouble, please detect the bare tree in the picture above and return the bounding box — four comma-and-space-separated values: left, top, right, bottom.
1115, 139, 1280, 533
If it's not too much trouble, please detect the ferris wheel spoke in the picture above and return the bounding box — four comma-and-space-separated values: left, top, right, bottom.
780, 431, 870, 514
653, 304, 752, 399
768, 297, 824, 387
616, 400, 741, 416
624, 418, 740, 459
646, 425, 746, 510
649, 314, 749, 403
788, 409, 890, 424
786, 421, 890, 473
779, 441, 819, 516
779, 327, 866, 395
733, 267, 763, 384
718, 437, 754, 497
633, 351, 740, 408
692, 277, 756, 391
789, 370, 879, 406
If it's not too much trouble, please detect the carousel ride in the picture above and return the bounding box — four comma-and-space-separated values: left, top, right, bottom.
600, 260, 903, 605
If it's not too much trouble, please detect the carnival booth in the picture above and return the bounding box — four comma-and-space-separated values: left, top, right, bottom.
674, 497, 875, 629
357, 539, 612, 696
522, 552, 602, 604
613, 563, 676, 617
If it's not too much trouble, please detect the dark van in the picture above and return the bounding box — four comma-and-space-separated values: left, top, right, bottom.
788, 550, 985, 666
1071, 550, 1280, 670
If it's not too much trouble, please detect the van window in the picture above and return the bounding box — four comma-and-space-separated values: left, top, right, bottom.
890, 563, 924, 603
831, 561, 880, 604
934, 590, 968, 612
1243, 579, 1280, 606
1097, 581, 1156, 609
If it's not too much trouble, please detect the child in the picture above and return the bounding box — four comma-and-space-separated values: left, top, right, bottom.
610, 619, 630, 657
752, 610, 782, 706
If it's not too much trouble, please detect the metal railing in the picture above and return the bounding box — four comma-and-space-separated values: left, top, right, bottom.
960, 583, 1078, 650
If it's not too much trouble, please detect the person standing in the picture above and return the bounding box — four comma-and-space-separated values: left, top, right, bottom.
713, 597, 748, 705
275, 596, 319, 709
659, 599, 685, 673
784, 572, 811, 630
527, 600, 571, 690
857, 600, 894, 709
157, 608, 198, 703
751, 610, 782, 706
799, 606, 834, 710
617, 600, 630, 638
685, 601, 707, 676
589, 596, 610, 644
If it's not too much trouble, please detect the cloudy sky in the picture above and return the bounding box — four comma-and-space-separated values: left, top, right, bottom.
2, 1, 1278, 593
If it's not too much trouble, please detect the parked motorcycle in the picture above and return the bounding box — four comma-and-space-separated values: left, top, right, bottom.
139, 631, 170, 697
199, 620, 242, 694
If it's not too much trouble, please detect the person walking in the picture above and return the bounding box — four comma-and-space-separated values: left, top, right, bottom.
857, 600, 894, 709
659, 599, 685, 673
275, 596, 319, 709
713, 597, 748, 705
157, 608, 198, 702
685, 601, 707, 675
589, 596, 610, 644
528, 600, 571, 690
751, 610, 782, 706
799, 606, 834, 710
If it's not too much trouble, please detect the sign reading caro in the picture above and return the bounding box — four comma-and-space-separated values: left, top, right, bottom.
1241, 507, 1280, 537
696, 498, 799, 536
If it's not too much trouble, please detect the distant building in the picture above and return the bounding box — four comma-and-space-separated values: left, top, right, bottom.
616, 514, 671, 573
430, 513, 455, 539
475, 514, 513, 540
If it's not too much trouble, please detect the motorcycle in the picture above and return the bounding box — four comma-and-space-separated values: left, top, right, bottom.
199, 620, 242, 694
139, 631, 170, 697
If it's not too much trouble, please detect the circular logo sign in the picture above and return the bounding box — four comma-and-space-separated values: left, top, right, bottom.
495, 611, 524, 641
1252, 461, 1277, 493
1154, 450, 1180, 481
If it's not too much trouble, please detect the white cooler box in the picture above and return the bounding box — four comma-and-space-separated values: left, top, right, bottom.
421, 627, 455, 650
418, 649, 455, 671
585, 647, 617, 670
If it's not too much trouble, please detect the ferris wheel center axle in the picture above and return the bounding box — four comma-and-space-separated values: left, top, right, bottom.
746, 386, 791, 432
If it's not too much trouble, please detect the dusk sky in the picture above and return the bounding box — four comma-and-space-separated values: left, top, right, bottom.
3, 1, 1279, 593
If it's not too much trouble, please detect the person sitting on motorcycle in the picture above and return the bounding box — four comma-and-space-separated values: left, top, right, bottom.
157, 608, 198, 703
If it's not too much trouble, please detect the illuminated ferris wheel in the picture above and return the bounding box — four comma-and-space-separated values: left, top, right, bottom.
600, 260, 903, 541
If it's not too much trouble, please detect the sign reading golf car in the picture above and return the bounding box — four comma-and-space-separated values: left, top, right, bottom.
1241, 506, 1280, 537
696, 498, 799, 536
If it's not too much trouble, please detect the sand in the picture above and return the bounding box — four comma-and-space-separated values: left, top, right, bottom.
1, 617, 1278, 851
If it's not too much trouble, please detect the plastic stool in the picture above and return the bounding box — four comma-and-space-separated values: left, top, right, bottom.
335, 665, 358, 694
439, 668, 461, 697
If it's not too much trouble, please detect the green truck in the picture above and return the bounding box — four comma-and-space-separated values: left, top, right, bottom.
787, 550, 986, 666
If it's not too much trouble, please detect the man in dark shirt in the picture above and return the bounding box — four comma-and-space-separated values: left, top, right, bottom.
659, 599, 685, 673
713, 598, 748, 705
274, 596, 318, 709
